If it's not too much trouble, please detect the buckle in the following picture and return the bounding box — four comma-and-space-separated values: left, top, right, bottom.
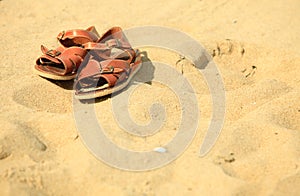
57, 31, 65, 40
100, 66, 114, 74
46, 50, 61, 57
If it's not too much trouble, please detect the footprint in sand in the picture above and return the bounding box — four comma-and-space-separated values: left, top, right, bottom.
0, 145, 11, 160
226, 79, 291, 121
1, 160, 61, 192
12, 80, 72, 113
212, 82, 298, 181
0, 121, 48, 162
273, 172, 300, 195
210, 39, 245, 57
270, 93, 300, 131
207, 40, 258, 91
213, 119, 299, 182
0, 120, 61, 193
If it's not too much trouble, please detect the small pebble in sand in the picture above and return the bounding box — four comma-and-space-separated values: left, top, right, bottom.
153, 147, 167, 153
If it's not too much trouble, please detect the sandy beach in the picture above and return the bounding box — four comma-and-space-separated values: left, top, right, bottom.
0, 0, 299, 195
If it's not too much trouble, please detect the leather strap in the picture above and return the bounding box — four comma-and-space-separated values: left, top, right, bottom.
36, 45, 86, 75
57, 26, 100, 47
76, 58, 131, 88
83, 39, 131, 50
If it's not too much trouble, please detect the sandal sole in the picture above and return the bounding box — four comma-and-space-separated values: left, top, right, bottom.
34, 65, 76, 80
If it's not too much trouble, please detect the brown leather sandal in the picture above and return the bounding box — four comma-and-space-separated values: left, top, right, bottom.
35, 26, 100, 80
74, 27, 142, 99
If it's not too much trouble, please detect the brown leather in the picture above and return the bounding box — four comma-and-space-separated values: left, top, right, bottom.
75, 27, 140, 93
36, 45, 86, 76
35, 26, 100, 77
57, 26, 100, 47
83, 26, 133, 60
76, 59, 130, 87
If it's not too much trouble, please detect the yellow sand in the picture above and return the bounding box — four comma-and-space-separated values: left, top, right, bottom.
0, 0, 299, 195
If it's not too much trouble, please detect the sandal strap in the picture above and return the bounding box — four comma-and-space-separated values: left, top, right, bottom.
83, 38, 132, 51
57, 26, 100, 47
37, 45, 86, 75
76, 59, 130, 88
83, 26, 133, 60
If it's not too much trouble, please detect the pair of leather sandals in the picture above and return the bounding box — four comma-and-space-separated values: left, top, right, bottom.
35, 26, 142, 99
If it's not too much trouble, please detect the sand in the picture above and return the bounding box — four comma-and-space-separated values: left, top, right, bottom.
0, 0, 300, 195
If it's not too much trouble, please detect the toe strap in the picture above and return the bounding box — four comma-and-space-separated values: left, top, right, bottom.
75, 59, 130, 90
